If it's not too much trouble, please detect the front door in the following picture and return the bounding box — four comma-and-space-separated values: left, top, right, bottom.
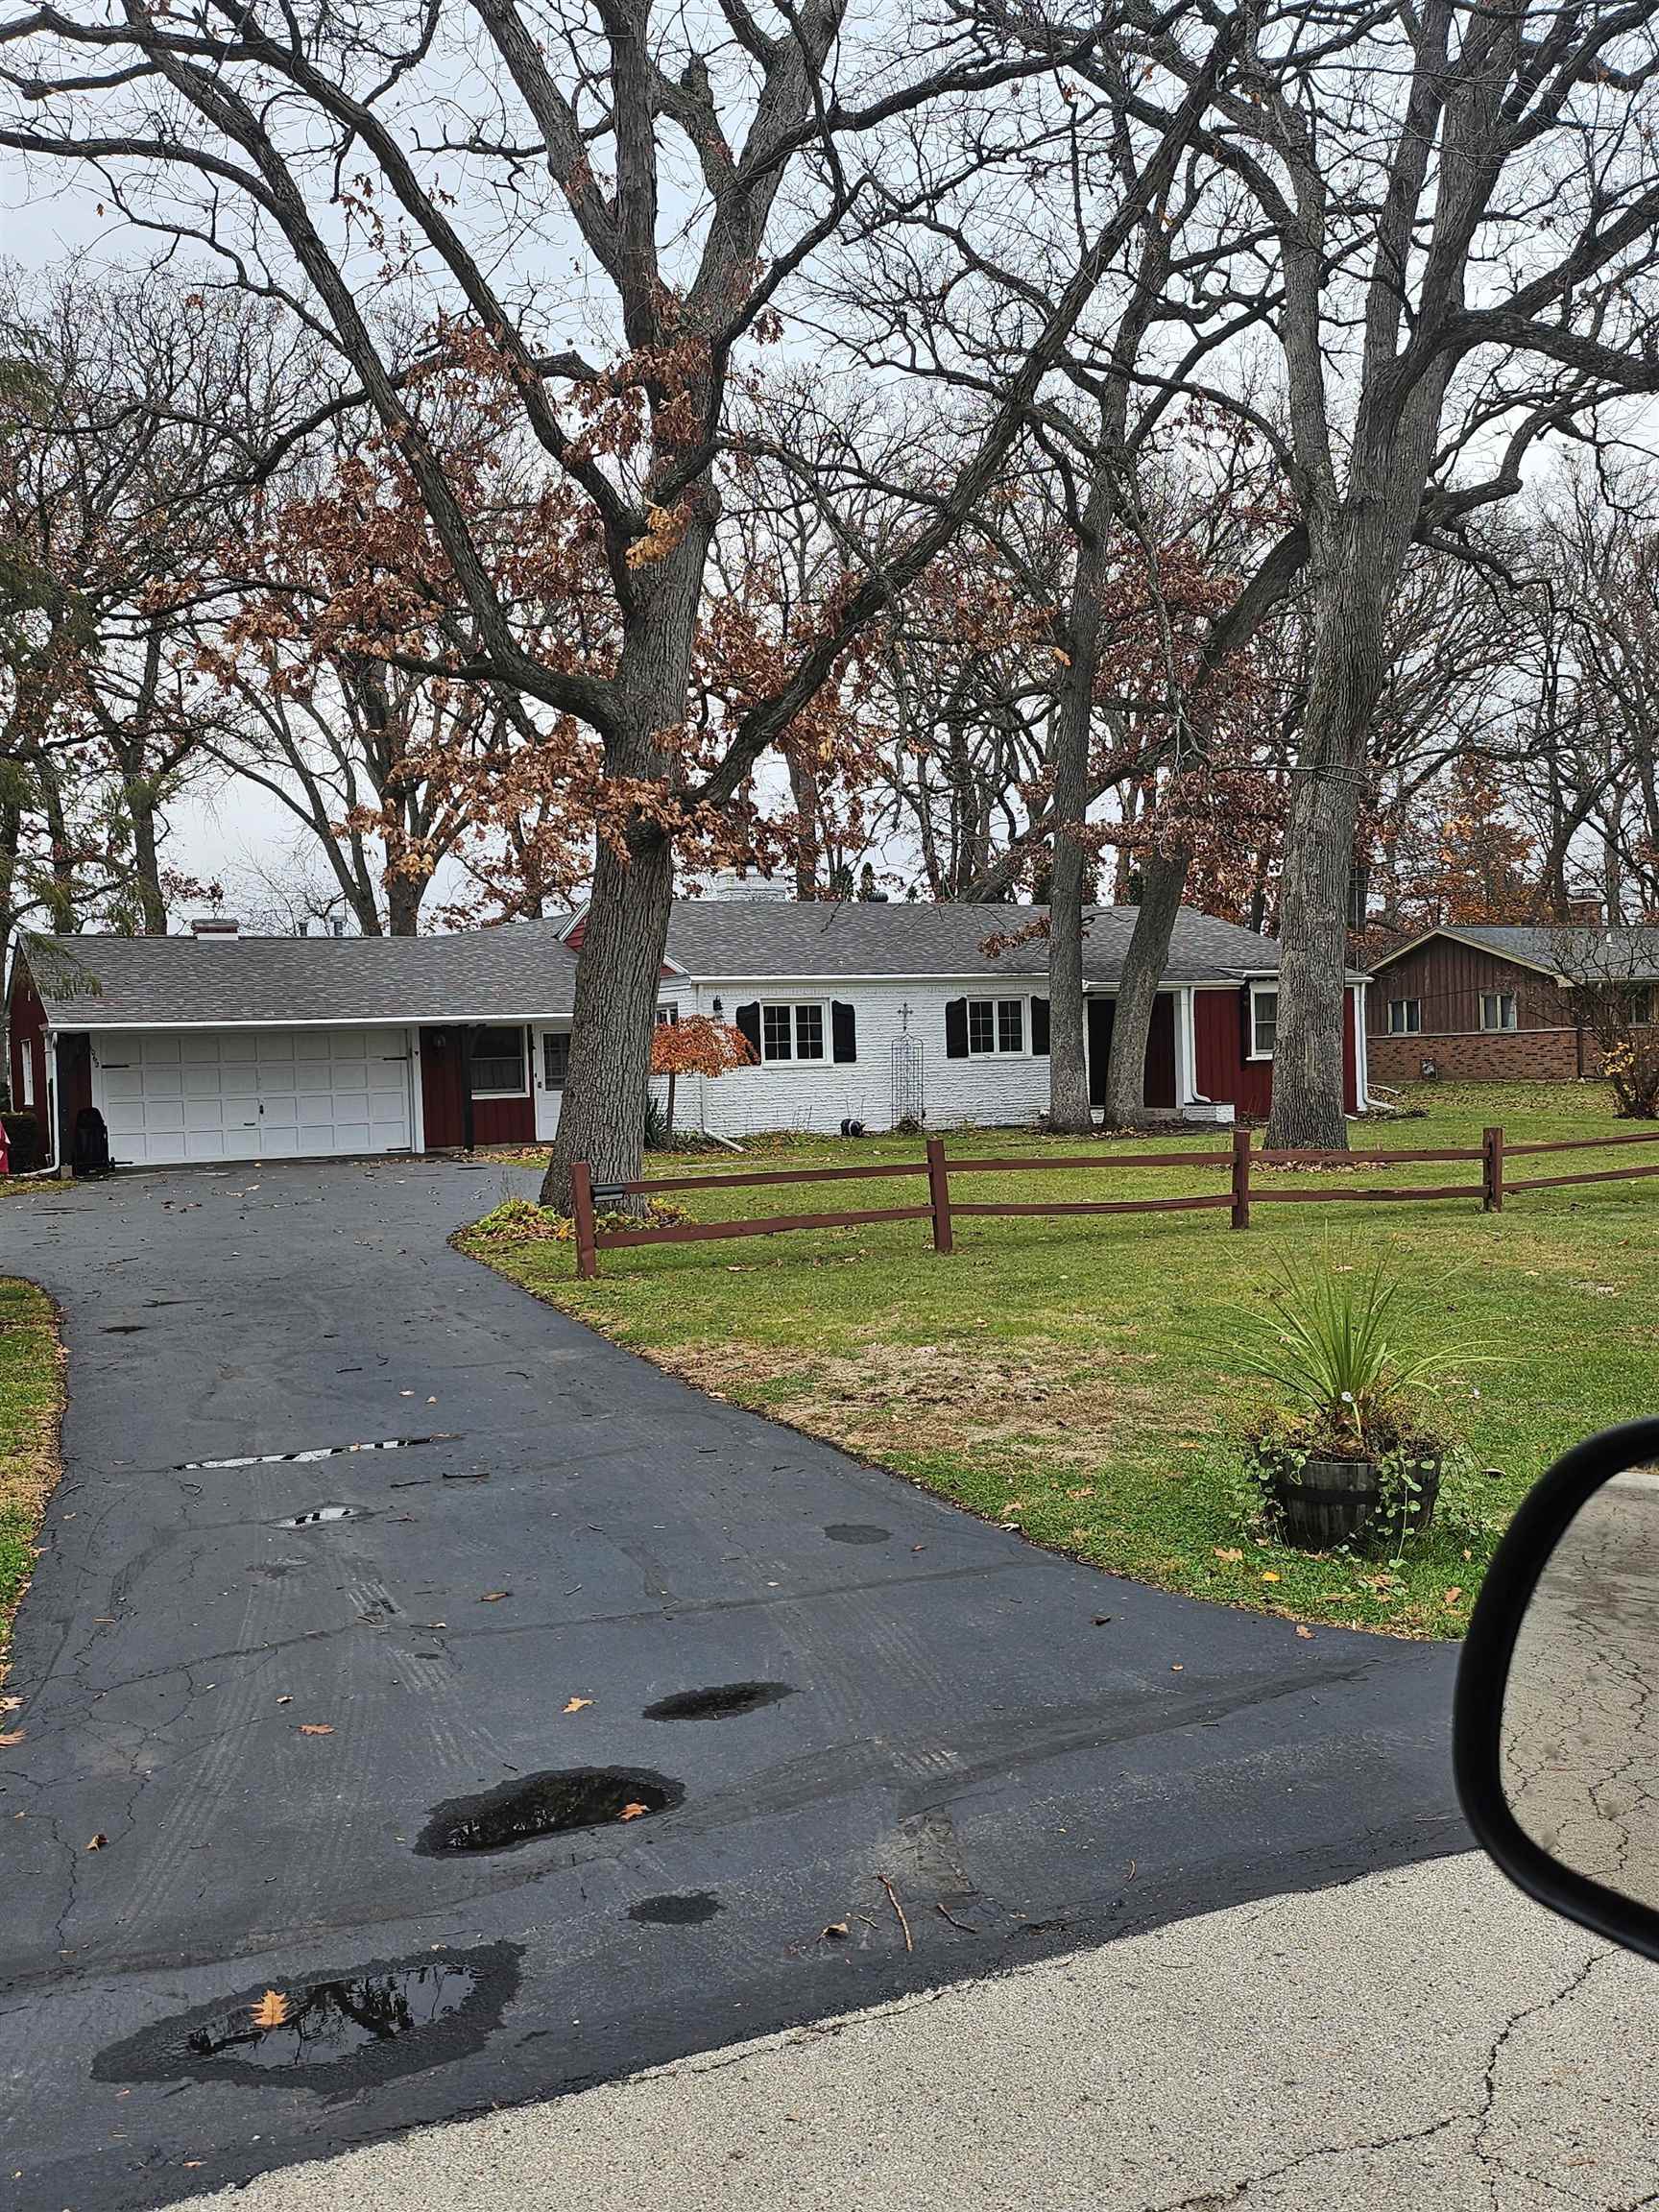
419, 1025, 469, 1148
533, 1025, 570, 1142
1086, 995, 1177, 1111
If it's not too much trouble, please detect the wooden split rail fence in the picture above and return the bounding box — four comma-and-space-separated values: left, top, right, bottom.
568, 1123, 1659, 1281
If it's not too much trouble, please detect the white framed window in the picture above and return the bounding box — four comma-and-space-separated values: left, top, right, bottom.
470, 1024, 528, 1096
1479, 993, 1518, 1033
17, 1046, 33, 1108
1386, 998, 1422, 1035
760, 1002, 825, 1065
1247, 983, 1278, 1061
656, 1002, 678, 1025
542, 1031, 570, 1089
966, 998, 1025, 1055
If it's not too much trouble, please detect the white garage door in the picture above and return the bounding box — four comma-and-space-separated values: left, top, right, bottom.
95, 1028, 414, 1166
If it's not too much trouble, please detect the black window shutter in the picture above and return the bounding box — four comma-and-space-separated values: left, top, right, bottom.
1031, 997, 1050, 1056
734, 1001, 761, 1056
945, 998, 970, 1059
831, 1000, 857, 1063
1240, 985, 1252, 1060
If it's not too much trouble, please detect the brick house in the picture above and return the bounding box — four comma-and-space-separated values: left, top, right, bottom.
1364, 924, 1659, 1083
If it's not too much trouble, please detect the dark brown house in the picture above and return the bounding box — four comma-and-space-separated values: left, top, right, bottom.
1365, 924, 1659, 1084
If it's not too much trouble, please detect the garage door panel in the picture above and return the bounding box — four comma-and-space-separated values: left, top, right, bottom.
95, 1026, 411, 1166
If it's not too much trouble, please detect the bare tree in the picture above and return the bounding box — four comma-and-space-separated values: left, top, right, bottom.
0, 0, 1238, 1205
0, 269, 293, 971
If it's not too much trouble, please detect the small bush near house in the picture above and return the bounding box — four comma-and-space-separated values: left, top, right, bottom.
1604, 1036, 1659, 1119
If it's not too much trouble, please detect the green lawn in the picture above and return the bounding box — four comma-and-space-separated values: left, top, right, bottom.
0, 1279, 63, 1686
461, 1082, 1659, 1639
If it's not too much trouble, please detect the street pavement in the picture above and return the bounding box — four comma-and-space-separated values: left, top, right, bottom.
196, 1851, 1659, 2212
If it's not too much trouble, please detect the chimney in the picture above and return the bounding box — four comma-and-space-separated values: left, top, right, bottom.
1565, 897, 1604, 927
190, 916, 241, 940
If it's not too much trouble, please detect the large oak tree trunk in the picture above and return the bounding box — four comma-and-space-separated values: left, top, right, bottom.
541, 822, 676, 1210
1046, 480, 1113, 1134
1103, 845, 1190, 1125
540, 515, 713, 1214
1264, 565, 1384, 1151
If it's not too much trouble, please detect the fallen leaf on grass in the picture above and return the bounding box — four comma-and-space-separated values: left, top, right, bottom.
250, 1989, 290, 2029
86, 1833, 108, 1851
479, 1591, 510, 1603
298, 1722, 333, 1736
1445, 1586, 1464, 1605
1261, 1572, 1281, 1584
1214, 1547, 1244, 1564
617, 1802, 649, 1822
562, 1696, 592, 1714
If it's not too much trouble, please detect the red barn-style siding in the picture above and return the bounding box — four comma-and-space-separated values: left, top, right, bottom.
1193, 985, 1359, 1118
469, 1094, 536, 1145
6, 965, 51, 1162
419, 1022, 537, 1149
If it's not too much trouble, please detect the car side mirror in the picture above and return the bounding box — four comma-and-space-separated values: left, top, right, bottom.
1454, 1417, 1659, 1963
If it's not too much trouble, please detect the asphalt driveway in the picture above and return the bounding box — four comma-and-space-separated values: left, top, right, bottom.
1, 1160, 1463, 2210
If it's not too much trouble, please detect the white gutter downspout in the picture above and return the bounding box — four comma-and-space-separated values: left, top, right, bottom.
1353, 981, 1370, 1111
1174, 987, 1198, 1106
43, 1025, 60, 1174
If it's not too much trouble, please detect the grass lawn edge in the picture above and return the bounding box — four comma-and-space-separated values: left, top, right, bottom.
0, 1278, 66, 1691
452, 1225, 1462, 1646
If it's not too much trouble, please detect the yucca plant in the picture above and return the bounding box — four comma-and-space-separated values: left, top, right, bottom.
1238, 1245, 1454, 1455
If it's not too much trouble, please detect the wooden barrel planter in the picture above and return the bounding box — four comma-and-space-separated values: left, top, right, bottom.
1268, 1453, 1443, 1553
1269, 1455, 1379, 1551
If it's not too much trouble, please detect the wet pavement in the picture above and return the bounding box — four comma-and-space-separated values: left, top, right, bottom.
1, 1160, 1464, 2209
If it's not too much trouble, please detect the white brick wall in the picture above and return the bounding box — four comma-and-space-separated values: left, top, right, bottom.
652, 978, 1054, 1138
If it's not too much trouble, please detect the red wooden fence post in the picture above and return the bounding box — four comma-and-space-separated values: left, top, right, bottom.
570, 1159, 599, 1279
1230, 1124, 1252, 1230
1482, 1125, 1504, 1214
926, 1136, 954, 1254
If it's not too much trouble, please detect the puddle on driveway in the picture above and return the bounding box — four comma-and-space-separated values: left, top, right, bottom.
629, 1892, 723, 1925
92, 1942, 520, 2090
642, 1682, 796, 1722
824, 1523, 891, 1545
417, 1767, 685, 1855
